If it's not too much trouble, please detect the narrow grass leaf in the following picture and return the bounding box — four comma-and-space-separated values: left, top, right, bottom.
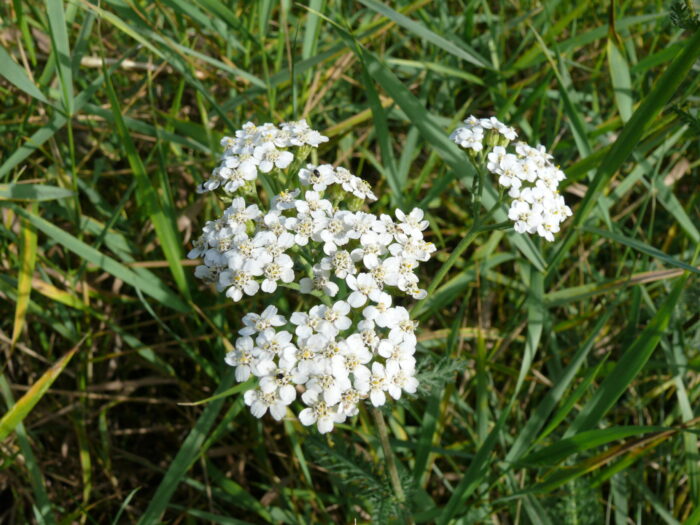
519, 425, 665, 467
0, 375, 57, 525
0, 342, 80, 441
358, 57, 402, 205
11, 203, 38, 349
549, 28, 700, 273
629, 477, 682, 525
137, 369, 237, 524
45, 0, 73, 115
177, 379, 253, 406
103, 68, 191, 300
357, 0, 490, 69
583, 226, 700, 276
526, 432, 675, 495
0, 184, 75, 201
506, 309, 613, 462
0, 46, 49, 104
0, 65, 108, 178
302, 0, 324, 60
8, 204, 189, 312
607, 39, 633, 122
567, 276, 688, 435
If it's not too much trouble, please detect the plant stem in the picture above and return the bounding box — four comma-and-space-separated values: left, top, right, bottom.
371, 408, 414, 525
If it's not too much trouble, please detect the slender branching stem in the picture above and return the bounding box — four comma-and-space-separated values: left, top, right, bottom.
371, 408, 414, 525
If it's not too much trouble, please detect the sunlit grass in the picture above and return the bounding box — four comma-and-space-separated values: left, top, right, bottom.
1, 1, 699, 523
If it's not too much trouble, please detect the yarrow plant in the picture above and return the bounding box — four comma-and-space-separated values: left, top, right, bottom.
188, 120, 434, 433
450, 115, 572, 241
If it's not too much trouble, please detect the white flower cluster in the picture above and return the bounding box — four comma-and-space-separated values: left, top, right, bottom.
189, 121, 434, 433
450, 115, 572, 241
198, 120, 329, 193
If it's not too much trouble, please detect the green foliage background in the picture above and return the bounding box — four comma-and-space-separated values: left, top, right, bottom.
1, 0, 699, 523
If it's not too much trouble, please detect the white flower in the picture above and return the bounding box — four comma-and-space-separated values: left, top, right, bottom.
299, 164, 336, 192
225, 336, 257, 381
253, 143, 294, 173
271, 188, 300, 211
240, 305, 286, 336
333, 334, 372, 383
319, 301, 352, 333
320, 249, 360, 279
345, 273, 382, 308
378, 332, 416, 373
220, 258, 262, 302
387, 306, 417, 346
295, 190, 333, 215
395, 208, 429, 239
305, 364, 352, 406
259, 252, 295, 293
258, 358, 298, 405
299, 389, 344, 434
254, 328, 294, 362
362, 291, 396, 327
320, 210, 359, 254
355, 362, 388, 407
299, 266, 339, 297
224, 197, 261, 233
244, 388, 289, 420
337, 388, 364, 417
285, 333, 327, 376
385, 368, 419, 400
290, 309, 325, 339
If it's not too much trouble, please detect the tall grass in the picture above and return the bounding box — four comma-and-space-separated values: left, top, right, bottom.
1, 1, 699, 523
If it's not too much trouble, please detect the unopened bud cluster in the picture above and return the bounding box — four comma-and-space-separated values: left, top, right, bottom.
188, 121, 434, 433
450, 116, 572, 241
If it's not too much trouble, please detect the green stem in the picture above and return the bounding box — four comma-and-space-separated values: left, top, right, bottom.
371, 408, 414, 524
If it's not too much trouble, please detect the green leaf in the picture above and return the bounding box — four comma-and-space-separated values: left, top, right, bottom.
549, 28, 700, 273
583, 226, 700, 276
607, 39, 633, 123
0, 343, 80, 441
7, 204, 190, 313
11, 203, 38, 350
0, 46, 49, 104
506, 309, 613, 462
103, 67, 191, 300
567, 275, 688, 435
0, 376, 57, 525
137, 369, 237, 524
0, 184, 75, 201
357, 0, 491, 69
45, 0, 74, 115
519, 425, 665, 467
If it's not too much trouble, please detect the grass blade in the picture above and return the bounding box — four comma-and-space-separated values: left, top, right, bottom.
45, 0, 73, 115
11, 203, 38, 350
0, 375, 57, 525
548, 28, 700, 273
0, 184, 75, 201
583, 226, 700, 276
506, 309, 613, 462
7, 204, 190, 313
103, 66, 191, 300
518, 425, 665, 467
137, 369, 237, 524
358, 0, 490, 69
607, 38, 633, 123
566, 275, 688, 435
0, 342, 80, 441
0, 45, 49, 104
